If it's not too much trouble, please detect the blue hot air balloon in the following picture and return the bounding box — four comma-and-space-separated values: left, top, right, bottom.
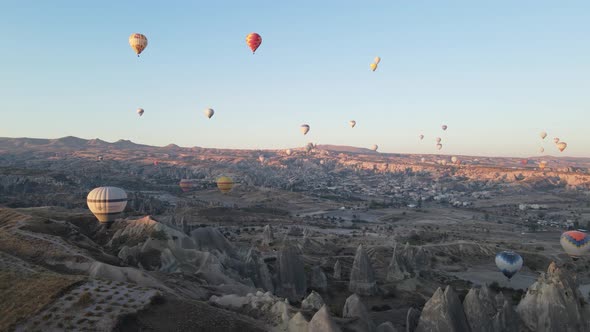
495, 251, 523, 280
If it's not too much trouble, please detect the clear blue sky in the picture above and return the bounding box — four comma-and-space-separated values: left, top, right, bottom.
1, 1, 589, 157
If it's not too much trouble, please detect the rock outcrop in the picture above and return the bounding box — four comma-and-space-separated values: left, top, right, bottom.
308, 305, 341, 332
334, 259, 342, 280
516, 262, 588, 332
387, 243, 429, 281
349, 245, 378, 295
244, 247, 274, 292
288, 312, 309, 332
311, 266, 328, 292
277, 244, 307, 301
416, 286, 471, 332
302, 291, 325, 311
463, 286, 497, 332
377, 321, 398, 332
262, 224, 273, 246
406, 307, 420, 332
342, 293, 376, 332
492, 300, 522, 332
386, 243, 411, 282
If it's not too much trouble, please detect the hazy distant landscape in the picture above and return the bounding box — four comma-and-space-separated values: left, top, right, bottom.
1, 136, 590, 331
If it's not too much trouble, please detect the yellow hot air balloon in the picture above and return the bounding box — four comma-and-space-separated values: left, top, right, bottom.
539, 160, 547, 170
87, 187, 128, 225
129, 33, 148, 57
370, 63, 378, 72
374, 56, 381, 64
300, 124, 310, 135
216, 176, 234, 194
557, 142, 567, 152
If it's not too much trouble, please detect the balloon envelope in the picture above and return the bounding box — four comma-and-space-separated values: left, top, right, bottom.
349, 120, 356, 128
300, 124, 310, 135
216, 176, 234, 194
557, 142, 567, 152
436, 137, 441, 143
539, 147, 545, 153
179, 179, 196, 192
495, 251, 523, 279
129, 33, 148, 56
374, 56, 381, 64
540, 131, 547, 139
370, 63, 378, 72
442, 125, 448, 131
554, 137, 560, 144
87, 187, 127, 224
371, 144, 378, 151
561, 231, 590, 259
419, 134, 424, 140
436, 144, 443, 150
246, 33, 262, 53
285, 149, 292, 156
204, 108, 214, 119
137, 108, 144, 116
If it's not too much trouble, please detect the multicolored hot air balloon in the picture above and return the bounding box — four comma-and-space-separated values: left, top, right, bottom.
137, 108, 144, 117
442, 125, 448, 131
300, 124, 310, 135
349, 120, 356, 128
179, 179, 196, 192
540, 131, 547, 140
561, 231, 590, 259
87, 187, 127, 225
204, 108, 214, 119
557, 142, 567, 152
495, 251, 523, 280
216, 176, 234, 194
246, 33, 262, 53
129, 33, 148, 57
370, 63, 378, 72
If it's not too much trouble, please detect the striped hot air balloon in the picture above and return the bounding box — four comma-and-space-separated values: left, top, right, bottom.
87, 187, 128, 225
179, 179, 196, 192
561, 231, 590, 260
129, 33, 148, 57
495, 251, 523, 280
217, 176, 234, 194
246, 33, 262, 53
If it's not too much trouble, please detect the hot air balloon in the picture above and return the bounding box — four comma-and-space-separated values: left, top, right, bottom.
129, 33, 148, 57
374, 56, 381, 64
137, 108, 144, 117
216, 176, 234, 194
370, 63, 378, 72
561, 231, 590, 260
300, 124, 310, 135
371, 144, 378, 151
440, 160, 447, 166
246, 33, 262, 53
495, 251, 523, 280
540, 131, 547, 140
436, 144, 443, 150
451, 156, 458, 163
349, 120, 356, 128
420, 157, 426, 163
258, 155, 266, 164
539, 160, 547, 170
204, 108, 214, 119
554, 137, 560, 144
87, 187, 128, 225
557, 142, 567, 152
179, 179, 196, 192
521, 159, 528, 166
97, 155, 103, 162
285, 149, 293, 156
436, 137, 442, 143
442, 125, 448, 131
153, 160, 159, 166
419, 134, 424, 140
539, 147, 545, 153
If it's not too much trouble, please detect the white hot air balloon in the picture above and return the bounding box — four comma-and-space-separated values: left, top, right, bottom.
371, 144, 378, 152
436, 144, 443, 150
87, 187, 128, 225
540, 131, 547, 140
204, 108, 215, 119
436, 137, 442, 143
300, 124, 310, 135
285, 149, 293, 156
374, 56, 381, 64
137, 108, 144, 117
349, 120, 356, 128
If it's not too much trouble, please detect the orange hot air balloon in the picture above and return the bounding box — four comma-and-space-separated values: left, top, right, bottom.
246, 33, 262, 54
